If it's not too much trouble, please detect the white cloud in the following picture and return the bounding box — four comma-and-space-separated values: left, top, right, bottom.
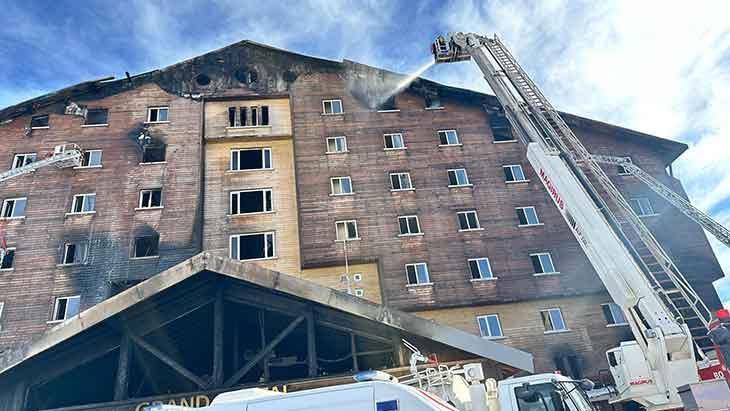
433, 0, 730, 278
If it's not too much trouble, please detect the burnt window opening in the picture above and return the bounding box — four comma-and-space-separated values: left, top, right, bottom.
0, 249, 15, 270
227, 105, 269, 127
61, 242, 87, 265
490, 114, 514, 142
84, 109, 108, 126
195, 73, 211, 86
30, 114, 49, 129
425, 94, 442, 109
248, 70, 258, 84
133, 235, 159, 258
377, 96, 397, 111
142, 145, 166, 163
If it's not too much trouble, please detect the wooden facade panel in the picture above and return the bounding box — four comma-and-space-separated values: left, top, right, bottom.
301, 263, 382, 304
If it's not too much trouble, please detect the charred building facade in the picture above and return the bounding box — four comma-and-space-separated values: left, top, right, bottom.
0, 40, 724, 384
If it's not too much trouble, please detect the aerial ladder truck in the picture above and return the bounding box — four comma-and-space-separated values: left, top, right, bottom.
431, 32, 730, 410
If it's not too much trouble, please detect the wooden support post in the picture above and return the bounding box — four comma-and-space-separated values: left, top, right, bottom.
224, 315, 304, 388
306, 309, 317, 377
130, 334, 208, 389
350, 333, 359, 372
259, 310, 270, 382
212, 287, 224, 387
233, 318, 240, 370
391, 335, 406, 367
113, 334, 131, 400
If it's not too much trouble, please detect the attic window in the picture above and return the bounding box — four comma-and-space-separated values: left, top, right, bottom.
31, 115, 49, 129
84, 109, 108, 126
142, 145, 166, 163
228, 105, 269, 127
195, 73, 211, 86
425, 94, 442, 109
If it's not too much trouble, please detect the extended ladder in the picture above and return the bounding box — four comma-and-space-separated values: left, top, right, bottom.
482, 35, 713, 351
0, 144, 83, 183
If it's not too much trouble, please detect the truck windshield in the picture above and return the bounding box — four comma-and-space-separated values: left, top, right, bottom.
515, 382, 594, 411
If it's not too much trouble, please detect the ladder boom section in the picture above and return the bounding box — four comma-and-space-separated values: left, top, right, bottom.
0, 144, 82, 183
591, 154, 730, 248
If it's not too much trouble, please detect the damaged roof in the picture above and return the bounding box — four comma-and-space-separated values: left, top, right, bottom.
0, 38, 687, 163
0, 253, 535, 377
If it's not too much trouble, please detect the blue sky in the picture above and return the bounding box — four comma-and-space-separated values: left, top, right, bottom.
2, 0, 729, 302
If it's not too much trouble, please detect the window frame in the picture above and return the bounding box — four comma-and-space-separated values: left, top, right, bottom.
137, 189, 163, 209
68, 193, 96, 215
447, 168, 471, 187
335, 220, 360, 242
322, 99, 344, 115
629, 197, 657, 217
354, 288, 364, 297
50, 295, 81, 323
602, 303, 629, 327
230, 148, 273, 171
230, 188, 274, 215
60, 242, 87, 266
503, 164, 528, 183
11, 153, 36, 170
30, 114, 49, 129
77, 150, 103, 168
530, 252, 558, 275
146, 106, 169, 123
141, 145, 166, 164
397, 215, 422, 236
405, 262, 431, 286
468, 258, 495, 280
457, 210, 481, 231
0, 248, 16, 271
516, 206, 542, 226
330, 176, 354, 196
132, 235, 160, 259
383, 133, 406, 150
390, 172, 414, 191
540, 308, 568, 333
326, 136, 348, 154
1, 197, 27, 219
82, 108, 109, 127
476, 314, 503, 339
229, 232, 276, 261
438, 130, 461, 146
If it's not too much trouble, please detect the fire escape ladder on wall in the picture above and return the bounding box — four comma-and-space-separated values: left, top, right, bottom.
482, 36, 714, 352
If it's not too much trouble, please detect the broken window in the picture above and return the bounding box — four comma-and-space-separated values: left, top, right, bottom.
322, 99, 343, 114
425, 94, 442, 109
230, 148, 272, 171
1, 197, 27, 218
147, 107, 169, 123
326, 136, 347, 153
469, 258, 494, 280
531, 252, 557, 274
70, 193, 96, 214
490, 114, 515, 142
79, 150, 102, 167
405, 263, 430, 285
384, 133, 405, 149
390, 172, 413, 190
330, 176, 353, 195
617, 157, 633, 175
138, 189, 163, 209
142, 145, 166, 163
52, 296, 80, 322
516, 206, 541, 226
61, 242, 87, 265
503, 165, 527, 182
250, 106, 258, 126
0, 248, 16, 270
261, 106, 269, 125
457, 210, 480, 231
477, 314, 502, 338
438, 130, 460, 145
398, 215, 421, 235
335, 220, 359, 241
541, 308, 567, 332
84, 109, 108, 126
630, 197, 656, 217
377, 96, 397, 111
228, 105, 269, 127
230, 189, 273, 215
133, 235, 159, 258
602, 303, 628, 326
11, 153, 36, 169
30, 114, 49, 129
195, 74, 211, 86
448, 168, 470, 186
230, 232, 275, 261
